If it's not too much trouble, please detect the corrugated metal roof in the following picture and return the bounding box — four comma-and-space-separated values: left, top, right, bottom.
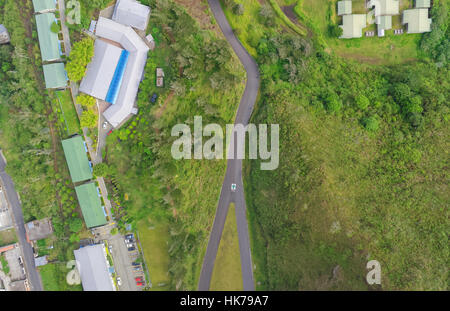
74, 244, 114, 291
416, 0, 431, 8
35, 13, 60, 61
340, 14, 367, 39
95, 17, 149, 128
75, 182, 107, 229
368, 0, 399, 16
43, 63, 67, 89
80, 40, 123, 101
112, 0, 151, 31
337, 1, 352, 16
32, 0, 56, 13
403, 8, 432, 33
61, 136, 93, 183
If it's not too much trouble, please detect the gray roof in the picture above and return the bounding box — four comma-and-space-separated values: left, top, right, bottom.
34, 256, 48, 267
0, 24, 7, 33
367, 0, 399, 16
25, 218, 53, 241
340, 14, 367, 39
74, 244, 114, 291
416, 0, 431, 8
337, 1, 352, 16
112, 0, 151, 31
403, 8, 432, 33
80, 40, 123, 100
95, 17, 149, 128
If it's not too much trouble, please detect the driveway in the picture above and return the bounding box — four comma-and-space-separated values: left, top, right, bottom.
198, 0, 260, 291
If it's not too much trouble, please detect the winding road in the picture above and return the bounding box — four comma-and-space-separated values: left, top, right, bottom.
198, 0, 260, 291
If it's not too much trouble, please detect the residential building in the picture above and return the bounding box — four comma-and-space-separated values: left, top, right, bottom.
403, 8, 432, 33
61, 136, 93, 183
74, 182, 107, 229
43, 63, 68, 89
25, 218, 53, 241
0, 24, 10, 44
340, 14, 367, 39
337, 1, 352, 16
112, 0, 151, 31
32, 0, 57, 14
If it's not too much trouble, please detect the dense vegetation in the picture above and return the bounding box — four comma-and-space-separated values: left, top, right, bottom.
0, 0, 88, 288
104, 0, 245, 290
222, 0, 448, 290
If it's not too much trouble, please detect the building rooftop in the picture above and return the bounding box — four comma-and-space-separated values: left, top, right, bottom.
43, 63, 67, 89
403, 8, 432, 33
35, 13, 61, 61
34, 256, 48, 267
61, 136, 93, 183
25, 218, 53, 241
416, 0, 431, 8
368, 0, 399, 16
340, 14, 367, 39
94, 17, 149, 128
112, 0, 151, 31
337, 1, 352, 16
74, 244, 114, 291
75, 182, 107, 228
376, 15, 393, 31
32, 0, 57, 13
80, 40, 125, 101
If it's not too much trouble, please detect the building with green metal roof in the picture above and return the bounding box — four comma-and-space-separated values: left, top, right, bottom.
403, 8, 432, 33
32, 0, 57, 13
35, 13, 61, 61
415, 0, 431, 8
340, 14, 367, 39
337, 1, 352, 16
61, 135, 93, 183
43, 63, 67, 89
75, 182, 107, 228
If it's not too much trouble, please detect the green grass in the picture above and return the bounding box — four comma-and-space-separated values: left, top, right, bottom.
0, 254, 9, 274
0, 228, 17, 247
137, 219, 170, 290
293, 0, 421, 64
210, 203, 243, 291
39, 263, 82, 291
267, 0, 307, 36
56, 90, 80, 136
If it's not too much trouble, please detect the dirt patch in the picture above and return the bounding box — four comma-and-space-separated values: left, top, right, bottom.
173, 0, 222, 36
155, 91, 174, 119
282, 5, 300, 25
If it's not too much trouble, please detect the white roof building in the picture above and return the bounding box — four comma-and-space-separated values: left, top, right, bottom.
367, 0, 399, 16
112, 0, 151, 31
340, 14, 367, 39
80, 40, 124, 101
74, 244, 115, 291
403, 8, 432, 33
80, 17, 149, 128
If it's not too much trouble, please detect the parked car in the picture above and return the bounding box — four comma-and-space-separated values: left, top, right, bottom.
150, 93, 158, 103
136, 281, 144, 286
135, 277, 143, 282
132, 262, 141, 266
102, 121, 108, 129
128, 247, 135, 251
126, 243, 134, 248
125, 234, 134, 240
133, 266, 142, 271
117, 277, 122, 286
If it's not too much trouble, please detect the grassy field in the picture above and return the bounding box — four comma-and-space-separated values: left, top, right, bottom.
0, 228, 17, 247
289, 0, 421, 64
39, 263, 82, 291
56, 90, 80, 136
210, 203, 243, 291
137, 219, 170, 290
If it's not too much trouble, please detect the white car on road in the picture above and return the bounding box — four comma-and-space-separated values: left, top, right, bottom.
231, 183, 236, 192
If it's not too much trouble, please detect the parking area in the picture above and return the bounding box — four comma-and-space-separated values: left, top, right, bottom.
3, 245, 26, 281
92, 225, 144, 291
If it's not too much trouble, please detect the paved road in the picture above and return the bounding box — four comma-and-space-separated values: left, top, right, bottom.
0, 151, 43, 291
198, 0, 260, 291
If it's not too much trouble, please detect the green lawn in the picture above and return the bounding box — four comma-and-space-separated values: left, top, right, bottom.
292, 0, 421, 64
0, 228, 17, 247
210, 203, 243, 291
56, 90, 80, 136
0, 254, 9, 274
137, 219, 170, 290
39, 263, 82, 291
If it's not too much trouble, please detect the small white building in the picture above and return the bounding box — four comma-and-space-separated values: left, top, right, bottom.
112, 0, 151, 31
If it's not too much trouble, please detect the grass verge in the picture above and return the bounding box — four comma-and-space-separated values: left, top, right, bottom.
210, 203, 243, 291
